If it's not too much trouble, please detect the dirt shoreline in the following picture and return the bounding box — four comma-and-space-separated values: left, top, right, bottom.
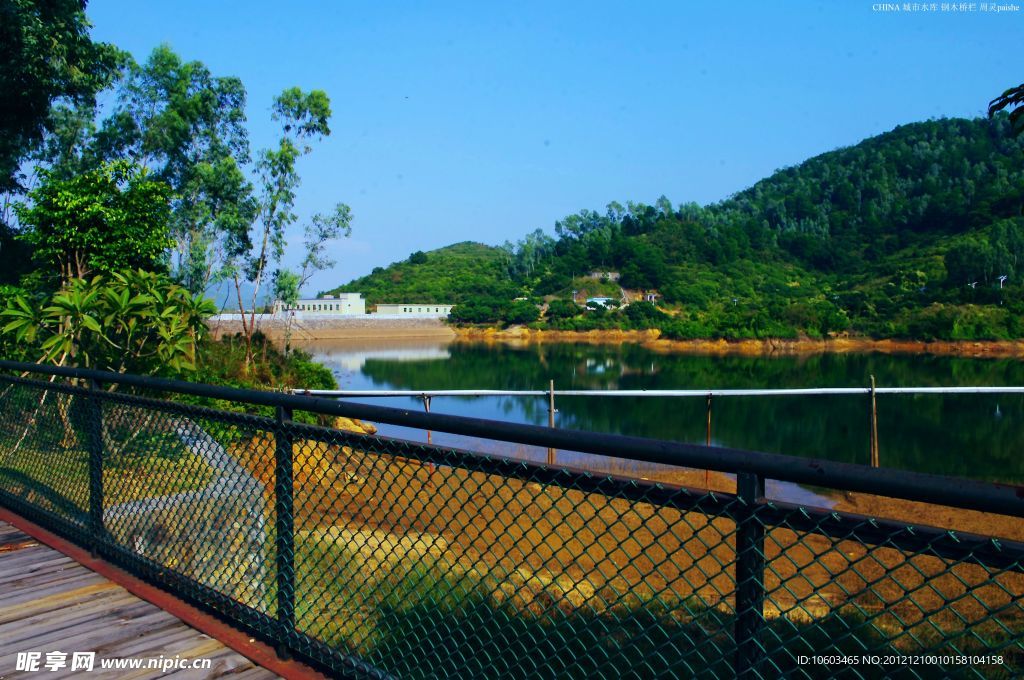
455, 326, 1024, 358
208, 317, 1024, 357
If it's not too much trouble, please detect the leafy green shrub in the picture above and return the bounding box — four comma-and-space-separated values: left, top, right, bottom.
449, 297, 509, 324
1, 269, 213, 374
545, 299, 582, 321
504, 300, 540, 324
621, 301, 669, 329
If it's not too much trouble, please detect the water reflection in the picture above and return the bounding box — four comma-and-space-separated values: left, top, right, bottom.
304, 337, 452, 374
294, 339, 1024, 484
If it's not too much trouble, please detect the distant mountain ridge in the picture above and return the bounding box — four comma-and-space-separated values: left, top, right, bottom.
330, 116, 1024, 340
327, 241, 513, 305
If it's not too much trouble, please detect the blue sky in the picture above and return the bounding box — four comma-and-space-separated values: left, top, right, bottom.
86, 1, 1022, 295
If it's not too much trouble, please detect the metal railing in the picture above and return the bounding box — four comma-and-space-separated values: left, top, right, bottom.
295, 380, 1024, 469
1, 359, 1023, 678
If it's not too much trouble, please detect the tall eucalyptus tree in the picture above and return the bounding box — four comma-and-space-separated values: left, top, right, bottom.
225, 87, 337, 368
95, 45, 256, 294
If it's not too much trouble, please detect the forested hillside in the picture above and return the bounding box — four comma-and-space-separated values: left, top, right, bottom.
327, 241, 514, 304
335, 116, 1024, 340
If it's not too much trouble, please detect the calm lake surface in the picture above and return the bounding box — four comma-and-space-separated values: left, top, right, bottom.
296, 338, 1024, 486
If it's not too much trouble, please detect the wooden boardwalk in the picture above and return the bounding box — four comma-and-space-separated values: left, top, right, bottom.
0, 521, 279, 679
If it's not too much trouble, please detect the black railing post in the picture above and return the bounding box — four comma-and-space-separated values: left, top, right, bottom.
274, 405, 295, 660
869, 375, 880, 468
735, 472, 766, 678
86, 378, 104, 556
547, 379, 557, 465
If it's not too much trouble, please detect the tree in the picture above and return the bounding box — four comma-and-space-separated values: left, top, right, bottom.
226, 87, 334, 368
294, 204, 352, 286
273, 203, 353, 351
945, 238, 995, 287
505, 300, 540, 324
95, 45, 255, 294
621, 301, 668, 329
449, 298, 509, 324
990, 82, 1024, 135
15, 160, 172, 285
29, 100, 101, 182
0, 0, 119, 193
546, 299, 582, 320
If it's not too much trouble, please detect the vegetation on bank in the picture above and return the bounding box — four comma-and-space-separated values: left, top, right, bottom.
0, 5, 344, 392
195, 332, 335, 393
336, 116, 1024, 342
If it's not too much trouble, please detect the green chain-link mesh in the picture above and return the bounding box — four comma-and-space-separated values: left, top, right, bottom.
0, 374, 1021, 679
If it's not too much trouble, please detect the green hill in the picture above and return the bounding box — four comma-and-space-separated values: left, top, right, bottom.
326, 241, 517, 306
332, 116, 1024, 340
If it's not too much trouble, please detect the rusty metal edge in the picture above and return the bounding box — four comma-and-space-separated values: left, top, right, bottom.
0, 506, 327, 680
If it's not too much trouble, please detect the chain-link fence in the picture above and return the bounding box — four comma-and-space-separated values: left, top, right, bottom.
0, 362, 1022, 679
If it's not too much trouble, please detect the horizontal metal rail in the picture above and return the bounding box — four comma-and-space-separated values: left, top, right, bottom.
2, 359, 1023, 519
292, 386, 1024, 397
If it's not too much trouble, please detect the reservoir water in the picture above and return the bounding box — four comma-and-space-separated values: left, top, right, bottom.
297, 338, 1024, 486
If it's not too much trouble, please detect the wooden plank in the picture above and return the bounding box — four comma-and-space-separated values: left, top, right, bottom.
0, 577, 121, 626
4, 603, 180, 652
92, 626, 210, 664
0, 534, 273, 679
0, 555, 80, 581
190, 648, 262, 678
0, 553, 77, 579
0, 524, 30, 536
1, 561, 94, 589
0, 558, 81, 588
0, 571, 108, 607
227, 667, 281, 679
111, 638, 235, 680
13, 609, 184, 656
0, 511, 321, 680
0, 559, 78, 588
40, 632, 227, 680
0, 548, 75, 571
0, 540, 40, 554
0, 563, 87, 591
0, 534, 60, 553
0, 545, 73, 570
0, 529, 32, 544
0, 582, 120, 623
0, 588, 139, 634
0, 596, 149, 647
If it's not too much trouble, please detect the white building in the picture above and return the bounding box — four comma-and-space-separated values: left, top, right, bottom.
275, 293, 366, 315
375, 303, 453, 318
